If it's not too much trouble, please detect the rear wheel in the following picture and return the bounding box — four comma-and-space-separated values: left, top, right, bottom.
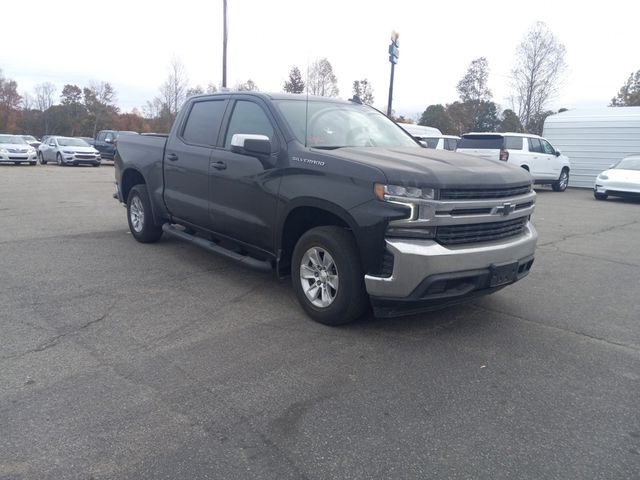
292, 226, 368, 326
552, 169, 569, 192
127, 184, 163, 243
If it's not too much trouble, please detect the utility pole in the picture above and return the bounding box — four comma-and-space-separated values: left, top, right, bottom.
387, 31, 399, 117
222, 0, 228, 88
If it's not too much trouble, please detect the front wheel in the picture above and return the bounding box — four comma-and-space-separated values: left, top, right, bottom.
291, 226, 368, 326
594, 192, 608, 200
552, 169, 569, 192
38, 152, 46, 165
56, 153, 63, 166
127, 184, 163, 243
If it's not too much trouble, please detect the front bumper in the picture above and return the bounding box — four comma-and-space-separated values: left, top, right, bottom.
365, 223, 538, 317
0, 153, 37, 163
595, 182, 640, 197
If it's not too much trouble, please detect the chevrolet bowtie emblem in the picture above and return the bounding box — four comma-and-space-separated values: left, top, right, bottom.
495, 202, 516, 216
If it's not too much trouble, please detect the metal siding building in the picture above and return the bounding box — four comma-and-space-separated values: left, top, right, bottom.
543, 107, 640, 188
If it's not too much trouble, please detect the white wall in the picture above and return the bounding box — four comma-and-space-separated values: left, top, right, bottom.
543, 107, 640, 188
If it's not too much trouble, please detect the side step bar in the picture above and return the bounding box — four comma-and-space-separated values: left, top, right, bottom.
162, 223, 272, 272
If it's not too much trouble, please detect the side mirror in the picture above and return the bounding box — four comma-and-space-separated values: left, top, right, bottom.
554, 150, 561, 156
231, 134, 271, 156
105, 138, 112, 143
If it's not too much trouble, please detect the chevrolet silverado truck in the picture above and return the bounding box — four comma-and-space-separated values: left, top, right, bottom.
114, 92, 537, 325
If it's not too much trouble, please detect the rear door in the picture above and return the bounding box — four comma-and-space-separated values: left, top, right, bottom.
208, 98, 281, 252
163, 98, 229, 228
456, 135, 503, 160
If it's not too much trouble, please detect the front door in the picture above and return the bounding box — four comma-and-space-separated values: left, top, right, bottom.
208, 98, 281, 252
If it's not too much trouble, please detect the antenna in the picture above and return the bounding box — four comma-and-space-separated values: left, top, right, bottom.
305, 60, 310, 148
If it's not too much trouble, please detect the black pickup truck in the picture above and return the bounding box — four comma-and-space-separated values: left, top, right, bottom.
114, 92, 537, 325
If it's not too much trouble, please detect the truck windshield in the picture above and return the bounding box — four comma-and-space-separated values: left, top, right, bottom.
274, 100, 418, 149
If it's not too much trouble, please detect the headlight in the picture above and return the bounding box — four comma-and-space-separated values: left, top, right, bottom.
0, 148, 8, 154
598, 174, 608, 180
28, 148, 35, 154
374, 183, 437, 201
62, 150, 74, 154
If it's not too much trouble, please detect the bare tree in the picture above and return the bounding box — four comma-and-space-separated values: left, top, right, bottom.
511, 22, 566, 131
234, 79, 259, 91
160, 58, 189, 116
206, 82, 218, 94
22, 92, 34, 110
307, 58, 339, 97
457, 57, 492, 103
352, 79, 374, 105
34, 82, 57, 111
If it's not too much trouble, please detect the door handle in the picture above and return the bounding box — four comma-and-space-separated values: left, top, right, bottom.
167, 153, 179, 161
211, 161, 227, 170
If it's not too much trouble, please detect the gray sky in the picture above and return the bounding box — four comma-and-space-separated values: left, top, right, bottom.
2, 0, 637, 119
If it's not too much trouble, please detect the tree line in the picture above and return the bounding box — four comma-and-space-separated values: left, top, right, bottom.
1, 21, 638, 138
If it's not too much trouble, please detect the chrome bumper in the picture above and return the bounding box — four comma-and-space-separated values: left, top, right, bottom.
365, 223, 538, 299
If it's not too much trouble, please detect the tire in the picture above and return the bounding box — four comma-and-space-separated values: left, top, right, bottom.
92, 163, 100, 167
291, 226, 368, 326
14, 162, 20, 165
594, 192, 608, 200
56, 153, 63, 166
552, 169, 569, 192
126, 184, 163, 243
38, 152, 46, 165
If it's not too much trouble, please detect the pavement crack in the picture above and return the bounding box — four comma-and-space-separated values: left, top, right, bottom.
1, 302, 116, 361
538, 220, 640, 248
473, 303, 640, 354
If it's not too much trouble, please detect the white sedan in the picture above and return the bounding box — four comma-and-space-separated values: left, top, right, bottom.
594, 155, 640, 200
0, 134, 38, 165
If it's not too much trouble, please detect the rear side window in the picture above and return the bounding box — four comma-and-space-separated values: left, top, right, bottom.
504, 136, 523, 150
423, 138, 439, 149
458, 135, 503, 149
528, 138, 544, 153
444, 138, 458, 151
182, 100, 227, 146
224, 100, 274, 149
96, 132, 105, 141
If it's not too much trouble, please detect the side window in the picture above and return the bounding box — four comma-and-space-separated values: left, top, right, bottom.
528, 138, 544, 153
224, 100, 274, 149
181, 100, 227, 146
96, 132, 105, 142
105, 132, 115, 142
444, 138, 457, 151
424, 138, 439, 149
541, 139, 555, 155
504, 136, 523, 150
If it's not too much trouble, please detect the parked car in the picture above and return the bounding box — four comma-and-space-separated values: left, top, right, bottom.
114, 92, 537, 325
594, 154, 640, 200
39, 136, 101, 166
94, 130, 137, 160
21, 135, 41, 150
457, 132, 571, 192
0, 134, 38, 165
419, 135, 460, 151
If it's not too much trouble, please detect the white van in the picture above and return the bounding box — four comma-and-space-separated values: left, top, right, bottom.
457, 132, 571, 192
397, 123, 460, 151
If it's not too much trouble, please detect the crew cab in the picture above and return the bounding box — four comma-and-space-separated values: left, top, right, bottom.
114, 93, 538, 325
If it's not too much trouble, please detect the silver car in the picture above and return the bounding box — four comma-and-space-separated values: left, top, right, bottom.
0, 134, 38, 165
39, 136, 101, 167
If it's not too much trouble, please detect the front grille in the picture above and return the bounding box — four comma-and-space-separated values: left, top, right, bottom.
440, 185, 531, 200
436, 217, 528, 245
76, 154, 96, 159
9, 156, 28, 160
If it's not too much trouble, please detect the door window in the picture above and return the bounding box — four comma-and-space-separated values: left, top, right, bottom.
224, 101, 274, 149
96, 132, 105, 142
527, 138, 544, 153
181, 100, 227, 146
541, 139, 556, 155
444, 138, 458, 151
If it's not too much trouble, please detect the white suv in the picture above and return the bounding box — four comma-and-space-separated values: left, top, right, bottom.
457, 132, 571, 191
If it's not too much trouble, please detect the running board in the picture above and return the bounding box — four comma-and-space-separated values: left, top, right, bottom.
162, 223, 272, 272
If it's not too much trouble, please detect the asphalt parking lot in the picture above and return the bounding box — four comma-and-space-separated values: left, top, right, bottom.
1, 164, 639, 479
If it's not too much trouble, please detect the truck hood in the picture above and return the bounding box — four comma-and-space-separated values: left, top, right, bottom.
322, 147, 533, 189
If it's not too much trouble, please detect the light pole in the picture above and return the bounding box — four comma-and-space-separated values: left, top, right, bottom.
387, 31, 399, 117
222, 0, 228, 88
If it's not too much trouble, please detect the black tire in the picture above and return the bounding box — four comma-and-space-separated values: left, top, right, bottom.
594, 192, 608, 200
92, 163, 100, 167
56, 153, 63, 166
38, 152, 46, 165
552, 168, 569, 192
126, 184, 163, 243
291, 226, 368, 326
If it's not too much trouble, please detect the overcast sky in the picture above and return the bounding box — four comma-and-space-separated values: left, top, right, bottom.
1, 0, 637, 119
